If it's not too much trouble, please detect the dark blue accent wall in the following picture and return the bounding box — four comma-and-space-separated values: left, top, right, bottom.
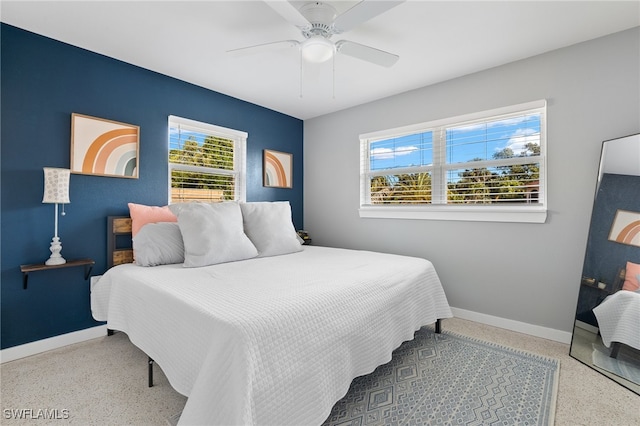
1, 24, 304, 349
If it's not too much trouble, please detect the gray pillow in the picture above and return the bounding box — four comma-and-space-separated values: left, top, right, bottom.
133, 222, 185, 267
171, 202, 258, 267
240, 201, 303, 257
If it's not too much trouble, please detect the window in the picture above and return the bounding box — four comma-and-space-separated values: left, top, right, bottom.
359, 100, 547, 223
168, 116, 247, 204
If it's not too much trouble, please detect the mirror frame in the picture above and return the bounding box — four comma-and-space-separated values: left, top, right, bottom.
569, 133, 640, 395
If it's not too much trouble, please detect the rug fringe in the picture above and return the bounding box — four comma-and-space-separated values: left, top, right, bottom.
425, 327, 560, 366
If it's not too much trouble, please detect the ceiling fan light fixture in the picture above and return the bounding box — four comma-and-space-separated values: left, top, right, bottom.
301, 36, 334, 63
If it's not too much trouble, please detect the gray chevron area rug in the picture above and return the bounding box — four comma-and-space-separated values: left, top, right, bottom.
322, 327, 559, 426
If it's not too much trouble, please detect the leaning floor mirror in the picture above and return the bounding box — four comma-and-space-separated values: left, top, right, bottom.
569, 133, 640, 394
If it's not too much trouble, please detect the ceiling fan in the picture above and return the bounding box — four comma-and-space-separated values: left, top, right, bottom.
228, 1, 405, 68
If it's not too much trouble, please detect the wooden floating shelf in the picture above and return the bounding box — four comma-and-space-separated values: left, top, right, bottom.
20, 258, 95, 289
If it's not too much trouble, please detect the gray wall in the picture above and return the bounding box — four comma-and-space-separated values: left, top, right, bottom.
303, 27, 640, 334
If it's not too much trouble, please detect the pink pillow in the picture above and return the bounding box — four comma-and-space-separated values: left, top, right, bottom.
622, 261, 640, 292
128, 203, 177, 237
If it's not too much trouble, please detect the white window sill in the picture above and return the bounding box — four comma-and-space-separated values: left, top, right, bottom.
358, 205, 547, 223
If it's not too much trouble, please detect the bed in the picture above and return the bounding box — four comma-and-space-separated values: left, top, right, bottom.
593, 289, 640, 357
91, 202, 452, 425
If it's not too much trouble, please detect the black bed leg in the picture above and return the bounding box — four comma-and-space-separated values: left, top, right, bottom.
148, 357, 154, 387
107, 329, 114, 336
435, 318, 442, 334
610, 342, 621, 359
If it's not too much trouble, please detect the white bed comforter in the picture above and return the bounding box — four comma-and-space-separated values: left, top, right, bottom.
593, 290, 640, 350
91, 246, 452, 425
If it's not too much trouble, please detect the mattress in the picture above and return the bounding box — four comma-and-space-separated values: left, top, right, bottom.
91, 245, 452, 425
593, 290, 640, 350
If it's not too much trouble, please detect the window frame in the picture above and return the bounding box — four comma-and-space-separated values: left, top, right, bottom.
168, 115, 247, 204
359, 100, 547, 223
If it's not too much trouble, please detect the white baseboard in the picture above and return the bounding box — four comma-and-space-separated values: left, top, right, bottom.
575, 319, 599, 334
451, 307, 573, 344
1, 325, 108, 364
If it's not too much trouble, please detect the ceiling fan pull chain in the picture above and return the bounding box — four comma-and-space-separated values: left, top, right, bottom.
299, 47, 304, 98
332, 50, 336, 99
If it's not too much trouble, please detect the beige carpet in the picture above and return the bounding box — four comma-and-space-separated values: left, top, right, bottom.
2, 317, 638, 425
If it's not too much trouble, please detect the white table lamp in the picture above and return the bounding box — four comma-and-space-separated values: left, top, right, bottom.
42, 167, 70, 265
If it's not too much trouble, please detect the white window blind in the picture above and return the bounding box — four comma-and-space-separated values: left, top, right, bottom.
359, 100, 547, 223
168, 116, 247, 204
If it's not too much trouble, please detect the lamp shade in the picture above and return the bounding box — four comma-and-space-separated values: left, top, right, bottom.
301, 36, 334, 63
42, 167, 70, 204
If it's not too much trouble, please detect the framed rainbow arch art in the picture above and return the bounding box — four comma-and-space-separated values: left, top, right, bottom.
263, 149, 293, 188
71, 113, 140, 179
608, 209, 640, 247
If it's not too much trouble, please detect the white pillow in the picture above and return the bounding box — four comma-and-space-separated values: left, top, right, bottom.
171, 202, 258, 267
133, 222, 185, 267
240, 201, 303, 257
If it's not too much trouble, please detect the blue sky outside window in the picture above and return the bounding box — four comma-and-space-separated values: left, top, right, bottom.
447, 113, 541, 163
370, 131, 433, 171
370, 113, 540, 170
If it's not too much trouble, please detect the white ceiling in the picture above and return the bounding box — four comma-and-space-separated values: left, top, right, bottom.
2, 1, 639, 120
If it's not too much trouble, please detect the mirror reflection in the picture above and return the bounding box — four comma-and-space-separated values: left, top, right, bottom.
570, 133, 640, 394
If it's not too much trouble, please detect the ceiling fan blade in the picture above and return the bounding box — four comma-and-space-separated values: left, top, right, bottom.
264, 1, 311, 28
227, 40, 299, 56
335, 40, 399, 67
333, 0, 405, 33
